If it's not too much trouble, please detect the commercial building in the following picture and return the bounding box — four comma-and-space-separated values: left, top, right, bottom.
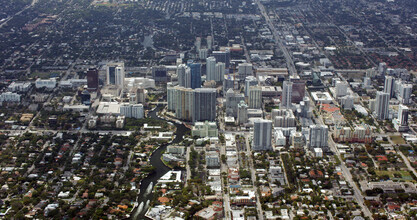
248, 86, 262, 109
152, 66, 168, 83
271, 109, 296, 128
384, 76, 395, 98
375, 91, 390, 120
0, 92, 21, 102
106, 62, 124, 85
393, 104, 409, 132
211, 50, 230, 68
309, 125, 328, 151
252, 119, 272, 151
237, 101, 248, 125
87, 68, 99, 91
8, 82, 31, 92
333, 124, 373, 144
192, 121, 218, 137
225, 89, 245, 117
187, 63, 202, 89
281, 81, 292, 109
245, 76, 258, 97
238, 63, 253, 81
206, 152, 220, 168
35, 78, 56, 89
214, 62, 225, 82
193, 88, 216, 122
335, 81, 348, 97
206, 56, 216, 82
397, 82, 412, 104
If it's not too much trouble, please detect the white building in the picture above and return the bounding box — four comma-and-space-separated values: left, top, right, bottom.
393, 104, 409, 132
0, 92, 21, 102
274, 129, 286, 146
248, 86, 262, 109
309, 124, 328, 151
384, 76, 395, 98
245, 76, 258, 97
335, 81, 348, 97
192, 121, 218, 137
238, 63, 253, 81
252, 119, 272, 151
35, 78, 56, 89
215, 62, 225, 82
120, 103, 144, 119
281, 81, 292, 109
206, 56, 216, 81
375, 91, 390, 120
206, 152, 220, 167
397, 82, 412, 104
8, 82, 31, 92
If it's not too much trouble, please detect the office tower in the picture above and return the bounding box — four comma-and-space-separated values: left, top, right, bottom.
378, 62, 387, 75
248, 86, 262, 109
115, 66, 125, 87
175, 87, 194, 121
195, 37, 201, 51
291, 79, 306, 103
309, 124, 329, 151
398, 104, 409, 127
106, 62, 124, 85
193, 88, 216, 122
177, 64, 188, 87
245, 76, 258, 97
120, 103, 132, 118
335, 81, 348, 97
223, 75, 236, 94
299, 96, 311, 118
212, 50, 230, 69
237, 101, 248, 125
167, 84, 177, 111
188, 63, 202, 89
398, 83, 412, 104
87, 68, 99, 91
207, 36, 213, 50
375, 91, 390, 120
206, 57, 216, 81
215, 62, 225, 82
363, 77, 371, 89
238, 63, 253, 81
129, 87, 145, 104
384, 76, 395, 98
199, 48, 208, 60
366, 67, 378, 78
272, 109, 296, 128
281, 81, 293, 109
225, 89, 245, 117
152, 66, 168, 82
131, 104, 144, 119
252, 119, 272, 151
339, 96, 354, 110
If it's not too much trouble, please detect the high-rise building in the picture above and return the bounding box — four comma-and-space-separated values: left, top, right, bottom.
245, 76, 258, 97
215, 62, 225, 82
398, 82, 412, 104
225, 89, 245, 117
223, 75, 236, 94
106, 62, 124, 85
248, 86, 262, 109
176, 87, 194, 121
132, 104, 144, 119
152, 66, 168, 82
87, 68, 99, 91
238, 63, 253, 81
378, 62, 387, 75
120, 103, 144, 119
115, 66, 125, 87
195, 37, 201, 51
188, 63, 202, 89
363, 77, 371, 89
193, 88, 216, 122
206, 57, 216, 81
335, 81, 348, 97
237, 101, 248, 125
252, 119, 272, 151
177, 64, 191, 88
207, 36, 213, 50
309, 125, 329, 151
291, 79, 306, 103
199, 48, 208, 60
384, 76, 395, 98
299, 96, 311, 118
375, 91, 390, 120
281, 81, 293, 109
398, 104, 409, 127
167, 84, 177, 111
211, 50, 230, 69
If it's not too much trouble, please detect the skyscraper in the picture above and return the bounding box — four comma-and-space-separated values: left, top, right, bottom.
252, 119, 272, 151
193, 88, 216, 122
176, 87, 194, 121
335, 81, 348, 97
248, 86, 262, 109
215, 62, 225, 82
398, 104, 409, 127
375, 91, 390, 120
206, 57, 216, 81
238, 63, 253, 81
207, 36, 213, 50
115, 66, 125, 88
237, 100, 248, 125
291, 79, 306, 103
309, 125, 329, 151
152, 66, 168, 82
245, 76, 258, 97
398, 82, 412, 104
225, 89, 245, 117
384, 76, 395, 98
177, 64, 190, 88
87, 68, 99, 91
106, 62, 124, 85
188, 63, 202, 89
281, 81, 293, 109
211, 50, 230, 69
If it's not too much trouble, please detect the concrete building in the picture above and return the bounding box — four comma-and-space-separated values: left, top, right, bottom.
335, 81, 348, 97
206, 56, 216, 82
252, 119, 272, 151
393, 104, 409, 132
248, 86, 262, 109
106, 62, 124, 85
215, 62, 225, 82
375, 91, 390, 120
397, 82, 412, 104
274, 129, 286, 146
271, 109, 296, 128
384, 76, 395, 98
238, 63, 253, 81
8, 82, 31, 92
176, 87, 194, 121
245, 76, 258, 97
193, 88, 216, 122
225, 89, 245, 117
152, 65, 168, 83
192, 121, 218, 137
211, 50, 230, 68
35, 78, 56, 89
333, 124, 373, 143
291, 132, 304, 148
309, 125, 328, 151
177, 64, 191, 88
188, 63, 202, 89
206, 152, 220, 168
339, 95, 354, 110
281, 81, 292, 109
363, 77, 372, 89
0, 92, 21, 102
237, 101, 248, 125
87, 68, 99, 91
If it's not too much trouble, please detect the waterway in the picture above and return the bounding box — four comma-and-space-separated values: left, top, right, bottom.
132, 104, 188, 219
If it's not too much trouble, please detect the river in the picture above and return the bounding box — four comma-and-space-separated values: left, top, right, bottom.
132, 104, 188, 219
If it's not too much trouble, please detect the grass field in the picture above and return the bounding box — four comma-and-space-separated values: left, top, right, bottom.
375, 170, 414, 182
390, 136, 406, 145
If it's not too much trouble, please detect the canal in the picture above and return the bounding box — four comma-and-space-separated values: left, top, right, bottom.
132, 104, 189, 219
